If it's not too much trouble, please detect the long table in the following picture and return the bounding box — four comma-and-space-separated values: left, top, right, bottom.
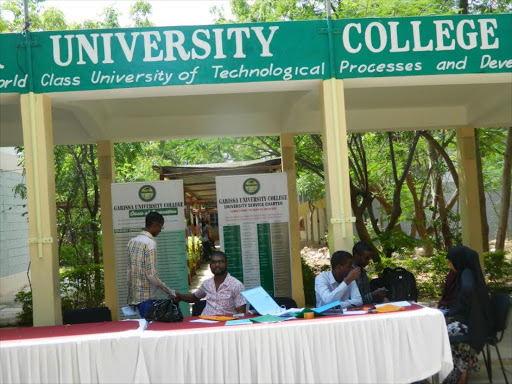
0, 306, 453, 383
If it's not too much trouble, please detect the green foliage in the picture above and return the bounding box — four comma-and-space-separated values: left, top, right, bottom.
14, 264, 105, 325
373, 256, 399, 275
373, 251, 449, 298
100, 5, 120, 28
373, 251, 512, 299
301, 256, 316, 306
129, 1, 154, 27
60, 264, 105, 309
297, 172, 325, 202
186, 236, 202, 270
0, 0, 45, 32
403, 252, 449, 298
14, 289, 33, 326
376, 229, 422, 258
0, 0, 156, 32
484, 251, 512, 293
40, 7, 67, 31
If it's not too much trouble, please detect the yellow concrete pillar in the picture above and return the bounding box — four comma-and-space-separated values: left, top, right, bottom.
97, 141, 118, 320
456, 126, 484, 265
320, 79, 354, 253
20, 93, 62, 326
280, 133, 305, 307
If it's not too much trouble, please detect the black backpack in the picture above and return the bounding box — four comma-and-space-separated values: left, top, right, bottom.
383, 267, 418, 302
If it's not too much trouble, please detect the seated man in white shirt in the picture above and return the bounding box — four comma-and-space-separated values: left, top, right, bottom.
315, 250, 363, 308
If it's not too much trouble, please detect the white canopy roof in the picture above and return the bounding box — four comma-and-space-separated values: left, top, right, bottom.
1, 72, 510, 147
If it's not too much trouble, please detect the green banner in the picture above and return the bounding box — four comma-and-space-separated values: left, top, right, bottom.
0, 14, 510, 94
223, 225, 244, 282
257, 223, 274, 296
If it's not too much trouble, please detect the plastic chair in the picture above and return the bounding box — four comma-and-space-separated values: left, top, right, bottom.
248, 296, 298, 312
192, 300, 207, 316
273, 297, 297, 309
481, 293, 511, 384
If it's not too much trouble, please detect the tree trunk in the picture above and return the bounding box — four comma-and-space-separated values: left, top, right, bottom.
405, 173, 433, 257
316, 208, 321, 246
496, 127, 512, 251
475, 130, 490, 252
459, 0, 468, 14
350, 183, 380, 262
428, 141, 452, 250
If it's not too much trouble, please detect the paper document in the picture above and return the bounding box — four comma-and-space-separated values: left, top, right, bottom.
342, 310, 368, 315
225, 319, 253, 326
190, 319, 219, 324
312, 301, 341, 314
251, 314, 294, 323
121, 318, 148, 330
375, 301, 411, 308
241, 286, 287, 316
278, 308, 305, 317
121, 306, 139, 316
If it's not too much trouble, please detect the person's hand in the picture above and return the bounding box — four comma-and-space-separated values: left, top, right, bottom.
169, 290, 179, 300
345, 267, 361, 285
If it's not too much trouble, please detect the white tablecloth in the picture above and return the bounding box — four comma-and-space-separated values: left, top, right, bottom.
141, 307, 453, 384
0, 328, 148, 384
0, 307, 452, 384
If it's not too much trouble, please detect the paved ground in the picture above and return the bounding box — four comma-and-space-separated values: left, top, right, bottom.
1, 264, 510, 382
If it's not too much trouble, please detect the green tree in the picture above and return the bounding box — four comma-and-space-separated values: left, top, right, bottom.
129, 1, 154, 27
213, 0, 510, 260
100, 5, 120, 28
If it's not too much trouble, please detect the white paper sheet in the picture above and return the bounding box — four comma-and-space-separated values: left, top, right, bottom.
241, 286, 285, 315
121, 306, 139, 316
342, 310, 367, 315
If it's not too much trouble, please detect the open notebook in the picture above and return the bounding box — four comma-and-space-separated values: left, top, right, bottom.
241, 286, 300, 316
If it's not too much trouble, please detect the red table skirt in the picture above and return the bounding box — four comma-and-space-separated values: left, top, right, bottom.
146, 303, 424, 331
0, 303, 424, 340
0, 321, 139, 341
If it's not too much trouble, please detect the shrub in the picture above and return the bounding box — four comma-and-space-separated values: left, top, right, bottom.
60, 264, 104, 309
14, 289, 33, 326
373, 251, 449, 299
301, 256, 316, 307
15, 263, 105, 325
484, 251, 512, 293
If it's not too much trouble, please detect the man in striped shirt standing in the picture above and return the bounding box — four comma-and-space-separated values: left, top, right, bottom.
127, 211, 177, 317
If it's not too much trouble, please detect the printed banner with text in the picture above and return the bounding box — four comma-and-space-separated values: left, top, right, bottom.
111, 181, 189, 319
216, 173, 292, 297
1, 14, 511, 93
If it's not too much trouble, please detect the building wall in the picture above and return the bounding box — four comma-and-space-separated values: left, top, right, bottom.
0, 149, 30, 295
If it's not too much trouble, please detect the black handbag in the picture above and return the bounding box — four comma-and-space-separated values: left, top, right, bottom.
145, 299, 184, 322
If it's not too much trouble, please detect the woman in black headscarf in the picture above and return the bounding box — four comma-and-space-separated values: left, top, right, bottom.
442, 246, 493, 384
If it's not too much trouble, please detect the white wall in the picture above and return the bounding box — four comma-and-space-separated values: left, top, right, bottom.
0, 148, 30, 295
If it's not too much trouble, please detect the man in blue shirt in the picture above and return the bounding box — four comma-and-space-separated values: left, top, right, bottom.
315, 251, 362, 308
